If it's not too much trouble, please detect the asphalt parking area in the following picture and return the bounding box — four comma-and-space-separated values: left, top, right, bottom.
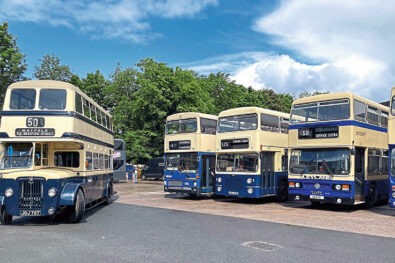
115, 180, 395, 238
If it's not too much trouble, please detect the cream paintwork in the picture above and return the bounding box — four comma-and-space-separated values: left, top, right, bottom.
289, 92, 389, 182
164, 112, 217, 153
0, 80, 113, 180
216, 107, 289, 175
388, 87, 395, 145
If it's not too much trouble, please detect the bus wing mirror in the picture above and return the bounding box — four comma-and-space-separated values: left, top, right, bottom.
351, 146, 356, 156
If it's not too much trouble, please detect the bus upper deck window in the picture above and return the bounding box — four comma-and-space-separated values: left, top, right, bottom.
75, 93, 83, 114
10, 89, 36, 110
39, 89, 66, 110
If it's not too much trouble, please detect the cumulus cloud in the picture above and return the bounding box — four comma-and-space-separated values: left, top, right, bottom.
189, 0, 395, 101
0, 0, 217, 43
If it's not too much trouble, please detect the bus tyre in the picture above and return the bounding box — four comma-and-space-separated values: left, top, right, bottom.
70, 189, 85, 223
105, 183, 113, 205
366, 184, 376, 208
276, 181, 288, 202
0, 206, 12, 225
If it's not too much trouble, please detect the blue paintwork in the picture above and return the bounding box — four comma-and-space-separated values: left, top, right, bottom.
289, 120, 387, 133
215, 172, 287, 198
389, 144, 395, 208
164, 152, 215, 195
0, 173, 113, 217
289, 178, 388, 203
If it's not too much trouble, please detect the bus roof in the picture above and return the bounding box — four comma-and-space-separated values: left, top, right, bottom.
218, 106, 290, 119
8, 80, 111, 117
292, 92, 388, 112
166, 112, 217, 121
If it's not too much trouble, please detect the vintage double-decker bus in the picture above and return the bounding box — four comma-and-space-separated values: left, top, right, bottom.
389, 87, 395, 208
0, 80, 114, 224
288, 93, 389, 206
215, 107, 289, 200
163, 112, 217, 195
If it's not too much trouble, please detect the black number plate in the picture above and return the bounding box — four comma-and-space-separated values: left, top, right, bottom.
20, 210, 41, 216
26, 117, 45, 127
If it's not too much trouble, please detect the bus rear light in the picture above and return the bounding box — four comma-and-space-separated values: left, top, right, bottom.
341, 185, 350, 191
289, 182, 295, 188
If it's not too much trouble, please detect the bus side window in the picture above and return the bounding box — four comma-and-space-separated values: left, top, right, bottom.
381, 150, 389, 175
353, 100, 366, 122
280, 117, 289, 134
91, 105, 97, 123
75, 93, 83, 114
42, 144, 48, 166
261, 113, 280, 132
368, 149, 380, 175
99, 154, 104, 169
281, 154, 288, 171
83, 98, 90, 118
93, 153, 99, 169
86, 152, 93, 170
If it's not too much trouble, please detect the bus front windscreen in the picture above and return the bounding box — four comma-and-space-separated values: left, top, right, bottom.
216, 153, 258, 172
218, 114, 258, 133
165, 153, 199, 173
166, 119, 197, 134
0, 143, 33, 169
290, 148, 350, 175
290, 99, 350, 123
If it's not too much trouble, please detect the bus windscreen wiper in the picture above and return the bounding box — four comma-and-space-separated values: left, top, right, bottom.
322, 159, 333, 176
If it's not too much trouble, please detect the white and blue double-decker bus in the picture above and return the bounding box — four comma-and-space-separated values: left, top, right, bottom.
0, 80, 114, 224
215, 107, 289, 200
288, 93, 389, 207
163, 112, 217, 196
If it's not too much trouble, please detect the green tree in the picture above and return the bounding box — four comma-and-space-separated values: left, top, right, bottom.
33, 53, 73, 82
0, 22, 27, 105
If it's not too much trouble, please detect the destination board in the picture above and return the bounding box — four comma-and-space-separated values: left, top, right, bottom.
169, 140, 191, 150
15, 128, 55, 136
221, 138, 249, 149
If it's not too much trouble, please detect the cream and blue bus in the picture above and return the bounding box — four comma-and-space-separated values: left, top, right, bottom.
215, 107, 289, 200
288, 93, 389, 207
164, 112, 217, 195
389, 87, 395, 208
0, 80, 114, 224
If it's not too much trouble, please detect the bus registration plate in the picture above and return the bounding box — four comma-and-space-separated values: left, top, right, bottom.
310, 195, 324, 200
20, 210, 41, 216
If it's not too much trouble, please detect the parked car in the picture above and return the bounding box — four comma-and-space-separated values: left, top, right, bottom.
141, 157, 164, 180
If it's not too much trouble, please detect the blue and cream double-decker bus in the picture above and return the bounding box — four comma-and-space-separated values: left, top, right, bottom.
163, 112, 217, 195
215, 107, 289, 200
0, 80, 114, 224
389, 87, 395, 208
288, 93, 389, 207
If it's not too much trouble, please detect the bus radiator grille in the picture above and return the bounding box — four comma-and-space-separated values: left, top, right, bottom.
18, 178, 44, 209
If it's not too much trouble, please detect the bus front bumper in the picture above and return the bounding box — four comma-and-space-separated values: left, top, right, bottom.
288, 179, 355, 205
0, 178, 65, 217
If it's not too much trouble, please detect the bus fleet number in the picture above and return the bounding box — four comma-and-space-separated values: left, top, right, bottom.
26, 117, 45, 127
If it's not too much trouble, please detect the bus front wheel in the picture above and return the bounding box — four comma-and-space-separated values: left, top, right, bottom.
0, 206, 12, 225
276, 181, 288, 202
70, 189, 85, 223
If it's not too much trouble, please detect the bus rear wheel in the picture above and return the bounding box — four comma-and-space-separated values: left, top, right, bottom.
105, 183, 113, 205
366, 184, 376, 208
0, 206, 12, 225
70, 189, 85, 223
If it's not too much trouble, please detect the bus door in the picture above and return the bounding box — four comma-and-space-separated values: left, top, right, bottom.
201, 155, 215, 192
261, 152, 275, 194
354, 147, 365, 202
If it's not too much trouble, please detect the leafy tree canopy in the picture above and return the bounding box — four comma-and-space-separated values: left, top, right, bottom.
33, 53, 73, 82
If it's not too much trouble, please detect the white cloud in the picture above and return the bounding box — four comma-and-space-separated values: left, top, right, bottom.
189, 0, 395, 101
250, 0, 395, 100
0, 0, 217, 43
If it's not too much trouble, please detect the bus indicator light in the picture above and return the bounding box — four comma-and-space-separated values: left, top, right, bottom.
341, 185, 350, 191
289, 182, 295, 188
392, 186, 395, 192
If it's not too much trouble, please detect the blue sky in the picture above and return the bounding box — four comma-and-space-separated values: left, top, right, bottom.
2, 0, 395, 101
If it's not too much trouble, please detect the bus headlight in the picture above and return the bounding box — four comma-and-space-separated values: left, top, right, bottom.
247, 178, 252, 184
217, 177, 222, 183
247, 188, 253, 194
193, 182, 197, 187
392, 192, 395, 199
295, 182, 301, 188
48, 188, 57, 197
5, 188, 13, 197
217, 186, 222, 192
335, 184, 341, 190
